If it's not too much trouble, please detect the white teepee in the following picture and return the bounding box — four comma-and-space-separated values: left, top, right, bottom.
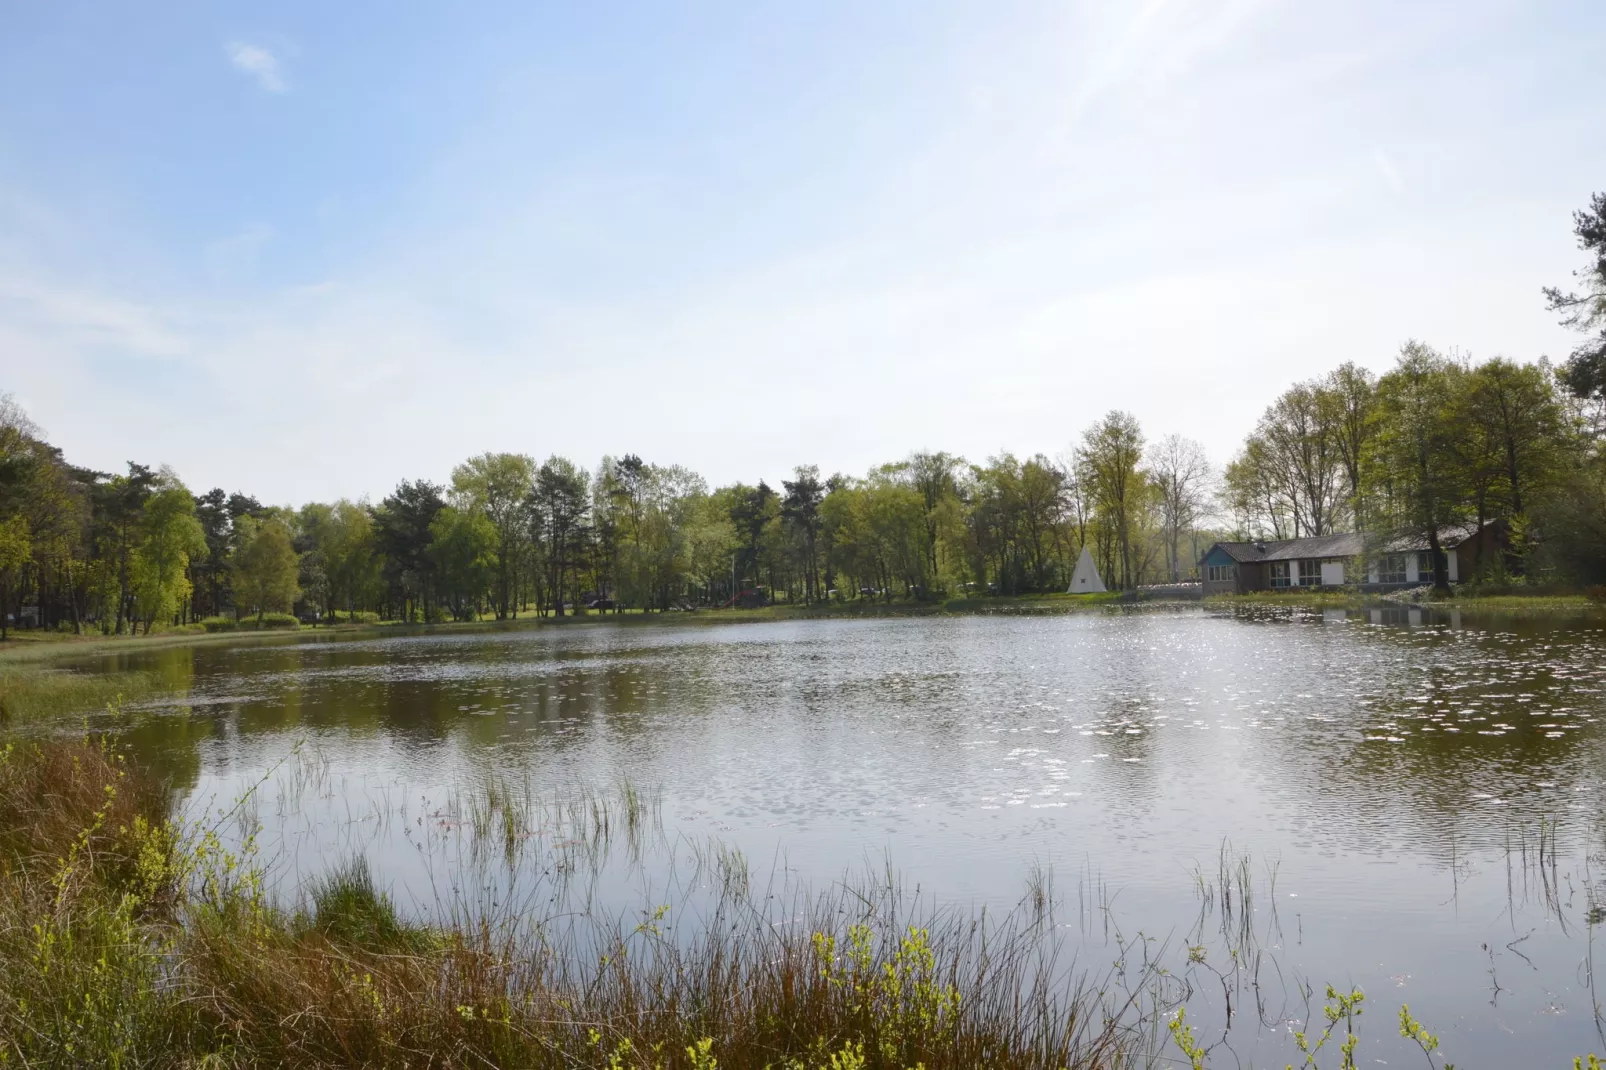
1067, 547, 1107, 594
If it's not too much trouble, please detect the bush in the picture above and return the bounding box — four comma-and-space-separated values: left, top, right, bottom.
332, 610, 380, 625
203, 614, 300, 632
251, 613, 300, 630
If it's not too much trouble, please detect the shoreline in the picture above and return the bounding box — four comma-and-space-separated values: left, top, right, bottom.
4, 587, 1601, 667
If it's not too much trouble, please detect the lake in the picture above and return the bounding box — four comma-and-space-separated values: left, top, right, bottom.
67, 605, 1606, 1066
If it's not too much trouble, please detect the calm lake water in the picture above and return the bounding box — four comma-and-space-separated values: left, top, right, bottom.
70, 606, 1606, 1066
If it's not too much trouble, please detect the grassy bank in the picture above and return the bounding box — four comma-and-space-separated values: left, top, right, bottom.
0, 735, 1129, 1069
1205, 589, 1606, 614
726, 591, 1127, 621
0, 592, 1128, 669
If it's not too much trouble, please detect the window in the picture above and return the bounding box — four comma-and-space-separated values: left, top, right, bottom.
1268, 561, 1290, 588
1297, 559, 1323, 586
1206, 564, 1235, 583
1417, 551, 1437, 582
1377, 554, 1407, 584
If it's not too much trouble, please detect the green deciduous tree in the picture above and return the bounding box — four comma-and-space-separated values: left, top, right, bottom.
1076, 411, 1145, 590
1367, 342, 1469, 592
451, 452, 536, 619
1454, 357, 1570, 576
131, 470, 207, 633
232, 517, 300, 621
430, 505, 496, 621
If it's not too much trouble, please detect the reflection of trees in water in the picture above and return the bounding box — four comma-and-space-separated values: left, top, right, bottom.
93, 613, 1606, 872
119, 710, 209, 795
1236, 608, 1606, 864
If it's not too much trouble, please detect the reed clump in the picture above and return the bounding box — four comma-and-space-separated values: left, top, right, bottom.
0, 734, 1131, 1068
0, 666, 158, 725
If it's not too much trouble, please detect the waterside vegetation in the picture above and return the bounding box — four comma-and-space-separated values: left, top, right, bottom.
4, 730, 1599, 1068
0, 731, 1126, 1068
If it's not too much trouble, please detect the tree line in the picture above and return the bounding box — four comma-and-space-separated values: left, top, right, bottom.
0, 410, 1212, 633
1, 193, 1603, 633
1223, 192, 1606, 589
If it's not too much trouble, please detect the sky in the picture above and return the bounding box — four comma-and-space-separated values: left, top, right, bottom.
1, 1, 1603, 505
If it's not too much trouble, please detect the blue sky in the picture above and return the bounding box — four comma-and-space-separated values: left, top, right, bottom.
2, 1, 1602, 504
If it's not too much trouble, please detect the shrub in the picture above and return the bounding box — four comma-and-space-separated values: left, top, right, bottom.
253, 613, 300, 630
333, 610, 381, 625
204, 614, 299, 632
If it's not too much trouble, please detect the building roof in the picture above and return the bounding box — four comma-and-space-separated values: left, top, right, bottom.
1202, 521, 1500, 565
1379, 520, 1497, 553
1206, 532, 1366, 564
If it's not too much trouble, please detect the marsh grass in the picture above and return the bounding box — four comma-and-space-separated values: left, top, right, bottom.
304, 856, 439, 954
0, 665, 159, 725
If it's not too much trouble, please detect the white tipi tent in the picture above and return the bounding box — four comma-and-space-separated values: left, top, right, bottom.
1067, 547, 1107, 594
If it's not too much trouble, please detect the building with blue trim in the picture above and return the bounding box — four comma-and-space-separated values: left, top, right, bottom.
1198, 522, 1504, 595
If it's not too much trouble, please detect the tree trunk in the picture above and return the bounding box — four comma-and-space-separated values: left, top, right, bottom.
1428, 530, 1450, 593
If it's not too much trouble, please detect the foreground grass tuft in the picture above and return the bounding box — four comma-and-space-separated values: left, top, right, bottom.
304, 855, 437, 954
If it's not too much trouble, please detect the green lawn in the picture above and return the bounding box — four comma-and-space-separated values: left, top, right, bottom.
1204, 590, 1603, 612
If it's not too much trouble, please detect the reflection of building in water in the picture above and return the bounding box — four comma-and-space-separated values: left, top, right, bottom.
1361, 606, 1463, 629
1199, 520, 1506, 596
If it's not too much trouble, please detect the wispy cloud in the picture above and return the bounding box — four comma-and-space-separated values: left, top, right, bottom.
226, 41, 286, 93
1371, 148, 1405, 195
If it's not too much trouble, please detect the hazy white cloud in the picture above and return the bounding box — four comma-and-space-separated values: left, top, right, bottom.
1065, 0, 1272, 120
1372, 148, 1405, 194
204, 223, 274, 279
226, 42, 285, 93
0, 274, 188, 357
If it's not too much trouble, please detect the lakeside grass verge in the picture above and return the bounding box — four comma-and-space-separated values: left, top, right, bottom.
1204, 589, 1606, 614
4, 584, 1599, 683
0, 592, 1128, 671
722, 591, 1128, 621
